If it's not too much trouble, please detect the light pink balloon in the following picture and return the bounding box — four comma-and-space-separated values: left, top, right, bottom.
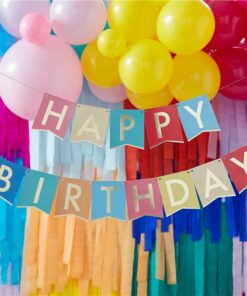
20, 13, 51, 45
49, 0, 107, 45
0, 36, 83, 120
0, 0, 50, 38
88, 81, 127, 103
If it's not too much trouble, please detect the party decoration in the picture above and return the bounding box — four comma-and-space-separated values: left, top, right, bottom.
119, 39, 173, 94
82, 41, 121, 87
91, 181, 126, 220
88, 81, 126, 104
71, 104, 109, 148
177, 95, 220, 141
145, 105, 184, 148
126, 87, 173, 110
19, 13, 51, 45
157, 0, 215, 54
169, 51, 221, 102
0, 36, 83, 120
108, 0, 161, 43
97, 29, 126, 58
0, 0, 50, 38
55, 178, 91, 220
0, 157, 25, 205
16, 169, 59, 214
223, 146, 247, 193
125, 178, 163, 220
213, 47, 247, 100
49, 0, 107, 45
0, 25, 16, 57
206, 1, 246, 51
32, 94, 76, 139
110, 110, 144, 149
157, 172, 200, 216
189, 159, 235, 207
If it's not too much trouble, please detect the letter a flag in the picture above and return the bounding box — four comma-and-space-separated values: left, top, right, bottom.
223, 145, 247, 193
189, 159, 235, 207
125, 178, 163, 220
32, 94, 76, 139
158, 171, 200, 216
177, 95, 220, 141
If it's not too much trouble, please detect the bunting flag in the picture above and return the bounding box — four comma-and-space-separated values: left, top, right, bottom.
91, 181, 126, 220
32, 93, 76, 139
0, 157, 26, 205
189, 159, 235, 207
157, 171, 200, 216
110, 109, 144, 149
32, 93, 219, 148
177, 95, 220, 141
55, 177, 91, 219
125, 178, 163, 220
71, 104, 109, 147
15, 169, 59, 214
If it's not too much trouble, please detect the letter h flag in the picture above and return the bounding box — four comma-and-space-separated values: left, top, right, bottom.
32, 93, 76, 139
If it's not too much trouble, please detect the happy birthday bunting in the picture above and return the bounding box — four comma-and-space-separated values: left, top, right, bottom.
91, 181, 126, 220
189, 159, 235, 207
32, 94, 76, 139
157, 171, 200, 216
125, 178, 163, 220
110, 110, 144, 149
71, 104, 109, 148
145, 105, 184, 148
177, 95, 220, 141
55, 177, 91, 219
222, 145, 247, 193
16, 169, 59, 214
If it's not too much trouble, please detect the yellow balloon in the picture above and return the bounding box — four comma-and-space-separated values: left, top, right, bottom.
108, 0, 161, 43
119, 39, 173, 95
168, 51, 221, 102
126, 87, 173, 109
81, 41, 121, 87
97, 29, 126, 58
157, 0, 215, 54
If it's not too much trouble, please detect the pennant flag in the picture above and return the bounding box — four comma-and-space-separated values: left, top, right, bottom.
189, 159, 235, 207
55, 177, 91, 220
110, 110, 144, 149
32, 93, 76, 139
0, 157, 26, 205
145, 105, 184, 148
91, 181, 126, 220
71, 104, 109, 148
223, 145, 247, 193
16, 169, 59, 214
157, 171, 200, 216
125, 178, 163, 220
177, 95, 220, 141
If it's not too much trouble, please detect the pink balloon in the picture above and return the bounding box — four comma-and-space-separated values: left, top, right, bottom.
238, 0, 247, 10
0, 36, 83, 120
49, 0, 107, 45
0, 0, 50, 38
88, 81, 127, 103
20, 13, 51, 45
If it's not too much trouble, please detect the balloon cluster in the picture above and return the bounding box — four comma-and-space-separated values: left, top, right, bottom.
0, 0, 247, 120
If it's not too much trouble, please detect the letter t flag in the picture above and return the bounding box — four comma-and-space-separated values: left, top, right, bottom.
32, 94, 76, 139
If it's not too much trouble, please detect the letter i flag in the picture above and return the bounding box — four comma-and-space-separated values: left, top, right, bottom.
222, 145, 247, 193
55, 178, 91, 219
177, 95, 220, 141
0, 157, 26, 205
157, 171, 200, 216
125, 178, 163, 220
32, 94, 76, 139
145, 105, 184, 148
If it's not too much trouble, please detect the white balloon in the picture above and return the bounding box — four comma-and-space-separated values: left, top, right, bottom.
0, 0, 50, 38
